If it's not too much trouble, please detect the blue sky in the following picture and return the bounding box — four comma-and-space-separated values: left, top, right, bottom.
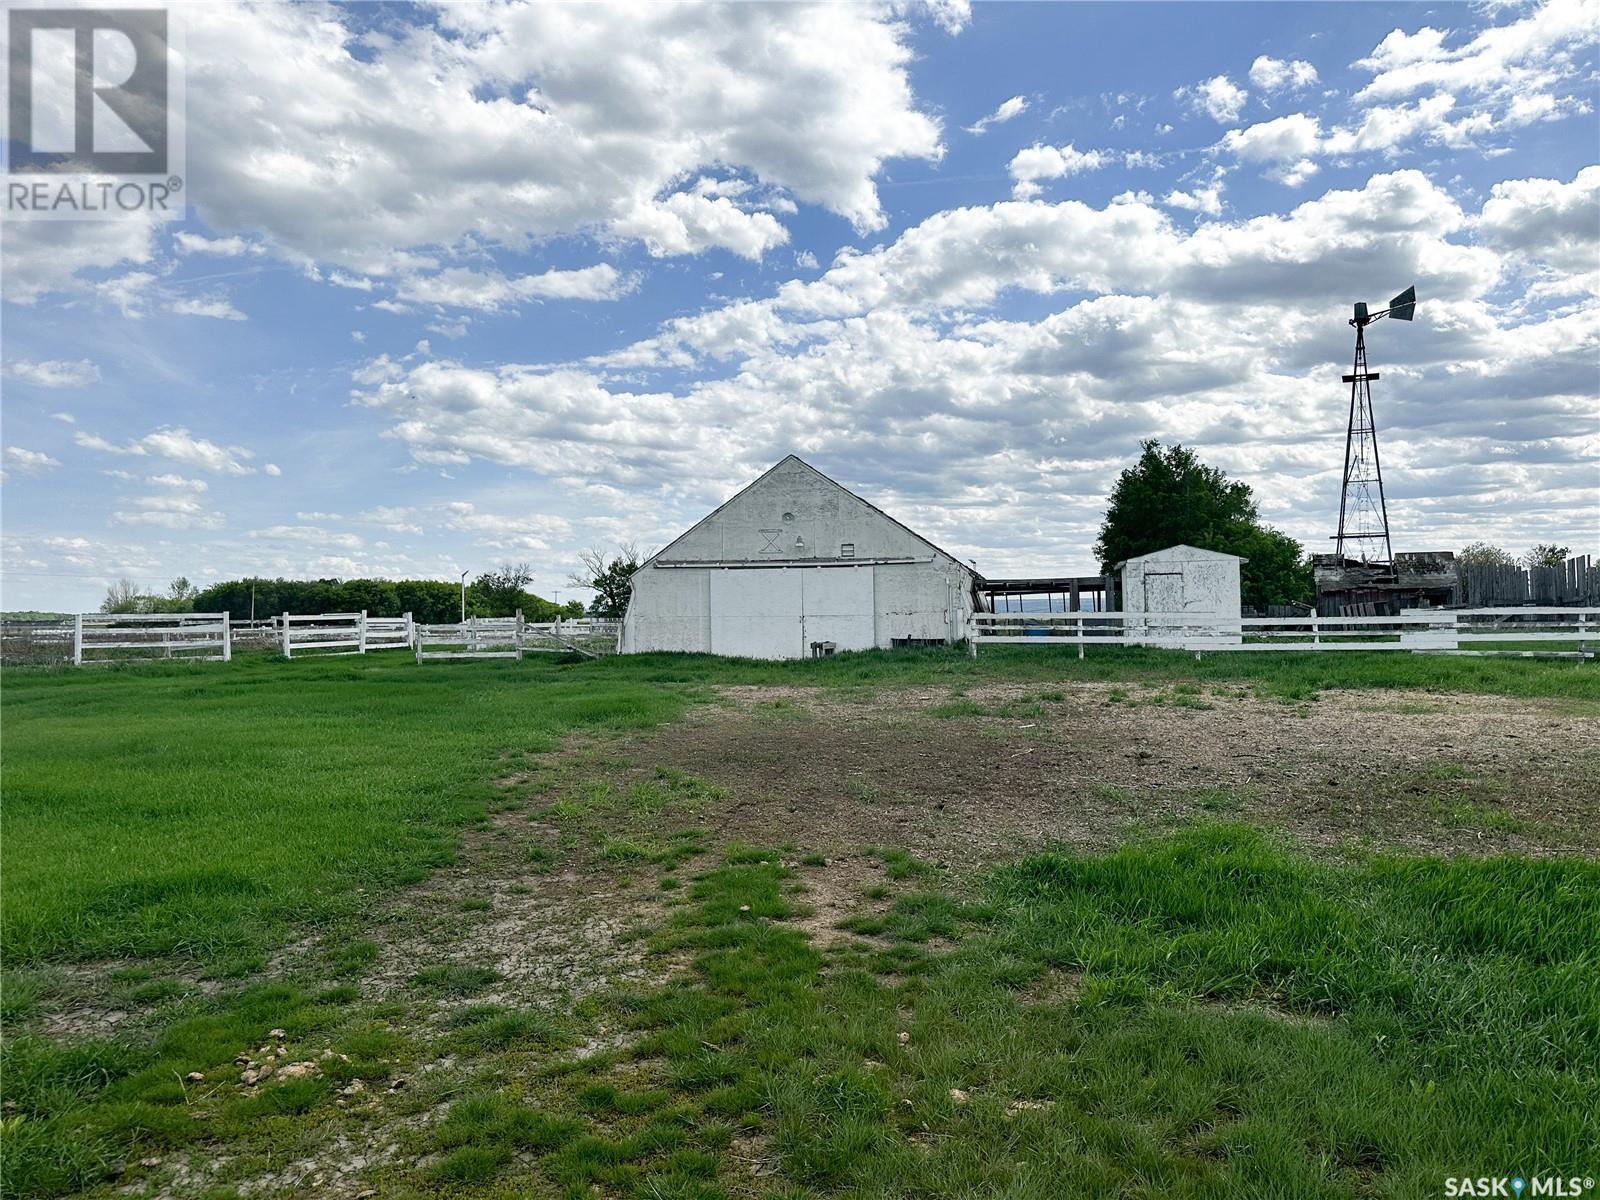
3, 0, 1596, 612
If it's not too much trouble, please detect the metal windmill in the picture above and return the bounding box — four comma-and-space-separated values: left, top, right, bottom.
1334, 285, 1415, 566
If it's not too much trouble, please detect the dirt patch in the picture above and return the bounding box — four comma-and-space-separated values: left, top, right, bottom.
609, 682, 1600, 867
789, 854, 893, 949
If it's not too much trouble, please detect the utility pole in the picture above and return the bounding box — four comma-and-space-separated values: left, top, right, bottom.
460, 569, 470, 623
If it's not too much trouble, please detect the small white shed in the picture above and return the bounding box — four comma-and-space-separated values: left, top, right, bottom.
1116, 545, 1245, 638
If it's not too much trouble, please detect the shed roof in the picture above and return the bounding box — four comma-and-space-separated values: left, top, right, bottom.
1114, 543, 1248, 568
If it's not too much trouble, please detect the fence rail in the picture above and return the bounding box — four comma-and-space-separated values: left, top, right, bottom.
416, 614, 525, 662
74, 612, 232, 666
969, 609, 1599, 657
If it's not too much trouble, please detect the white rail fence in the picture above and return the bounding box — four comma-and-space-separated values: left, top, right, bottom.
417, 615, 525, 662
74, 613, 232, 666
281, 611, 366, 658
969, 608, 1599, 658
366, 614, 416, 651
523, 617, 621, 658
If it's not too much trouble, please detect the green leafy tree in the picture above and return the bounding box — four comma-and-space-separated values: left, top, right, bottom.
1095, 440, 1311, 609
1457, 542, 1516, 570
1523, 543, 1569, 570
571, 544, 641, 618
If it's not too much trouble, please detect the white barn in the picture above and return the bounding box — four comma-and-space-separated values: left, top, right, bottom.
1117, 544, 1245, 618
621, 456, 981, 659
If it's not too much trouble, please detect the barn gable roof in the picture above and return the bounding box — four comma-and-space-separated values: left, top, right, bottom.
642, 454, 974, 576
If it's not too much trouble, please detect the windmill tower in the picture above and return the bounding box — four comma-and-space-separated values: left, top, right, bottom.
1334, 286, 1415, 567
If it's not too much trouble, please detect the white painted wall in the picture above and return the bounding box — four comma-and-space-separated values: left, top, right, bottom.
1119, 545, 1244, 645
621, 457, 977, 658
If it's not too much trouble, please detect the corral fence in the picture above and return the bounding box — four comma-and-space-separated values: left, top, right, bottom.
279, 611, 418, 657
1459, 555, 1599, 607
417, 614, 525, 662
969, 608, 1599, 659
71, 613, 232, 666
523, 616, 621, 658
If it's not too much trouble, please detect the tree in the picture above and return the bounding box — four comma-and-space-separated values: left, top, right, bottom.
1523, 543, 1569, 569
1457, 542, 1516, 570
1095, 440, 1312, 610
468, 563, 536, 618
571, 543, 641, 618
100, 577, 150, 614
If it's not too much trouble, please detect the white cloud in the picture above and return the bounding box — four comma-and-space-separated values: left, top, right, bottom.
112, 494, 224, 530
1007, 143, 1108, 198
1356, 1, 1599, 104
966, 95, 1028, 134
1249, 56, 1318, 93
3, 446, 62, 474
3, 359, 101, 388
263, 463, 283, 476
0, 214, 157, 305
171, 1, 944, 278
74, 427, 258, 475
396, 263, 636, 311
1478, 165, 1600, 287
1175, 74, 1247, 123
173, 231, 265, 257
172, 295, 248, 321
147, 473, 209, 491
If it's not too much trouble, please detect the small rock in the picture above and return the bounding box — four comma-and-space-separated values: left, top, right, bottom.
738, 904, 751, 912
949, 1088, 969, 1105
897, 1031, 910, 1045
389, 1078, 407, 1091
138, 1157, 162, 1168
233, 1053, 250, 1066
276, 1061, 319, 1081
184, 1071, 204, 1083
268, 1028, 287, 1038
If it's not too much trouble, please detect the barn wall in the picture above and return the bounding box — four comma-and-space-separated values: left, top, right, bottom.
624, 559, 972, 659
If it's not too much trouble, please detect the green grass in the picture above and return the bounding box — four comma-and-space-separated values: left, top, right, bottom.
594, 830, 1599, 1198
1, 655, 690, 966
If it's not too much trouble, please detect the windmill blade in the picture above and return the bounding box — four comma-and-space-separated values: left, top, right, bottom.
1387, 285, 1416, 321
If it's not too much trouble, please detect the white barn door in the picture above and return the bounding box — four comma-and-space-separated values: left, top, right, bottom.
709, 570, 803, 658
801, 568, 875, 652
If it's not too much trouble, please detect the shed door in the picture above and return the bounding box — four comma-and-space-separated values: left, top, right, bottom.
709, 570, 802, 659
1143, 571, 1184, 614
801, 567, 875, 652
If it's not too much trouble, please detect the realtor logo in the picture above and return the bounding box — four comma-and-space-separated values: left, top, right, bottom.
5, 5, 185, 219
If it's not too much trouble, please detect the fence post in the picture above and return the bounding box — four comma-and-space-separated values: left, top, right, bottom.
358, 610, 368, 655
73, 613, 83, 666
515, 609, 525, 661
1077, 613, 1085, 660
405, 611, 415, 649
223, 614, 232, 662
282, 612, 291, 658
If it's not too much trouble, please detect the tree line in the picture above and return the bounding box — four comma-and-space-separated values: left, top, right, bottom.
102, 565, 588, 622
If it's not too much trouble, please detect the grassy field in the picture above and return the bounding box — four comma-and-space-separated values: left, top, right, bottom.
2, 646, 1597, 1198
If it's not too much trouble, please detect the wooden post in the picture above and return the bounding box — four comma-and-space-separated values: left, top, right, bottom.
1077, 613, 1085, 660
223, 614, 232, 662
282, 612, 291, 658
358, 610, 368, 655
73, 613, 83, 666
515, 609, 525, 660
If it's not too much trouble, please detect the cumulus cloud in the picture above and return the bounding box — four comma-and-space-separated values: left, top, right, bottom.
1478, 165, 1600, 288
4, 359, 101, 388
2, 216, 157, 306
173, 232, 265, 257
966, 95, 1028, 134
1175, 74, 1247, 123
1007, 143, 1108, 198
1248, 56, 1318, 93
170, 2, 944, 279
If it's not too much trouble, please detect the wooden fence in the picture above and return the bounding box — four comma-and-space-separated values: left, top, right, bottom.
74, 613, 232, 665
1459, 555, 1599, 607
969, 609, 1599, 658
280, 611, 367, 658
416, 614, 525, 662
